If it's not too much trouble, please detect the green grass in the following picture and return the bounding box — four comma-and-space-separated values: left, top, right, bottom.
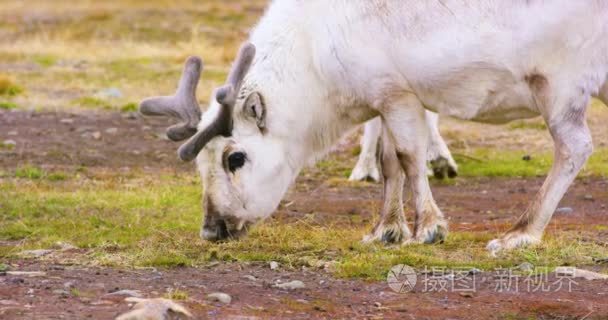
1, 170, 606, 280
15, 166, 45, 179
32, 54, 57, 68
72, 96, 112, 110
455, 148, 608, 178
0, 75, 23, 96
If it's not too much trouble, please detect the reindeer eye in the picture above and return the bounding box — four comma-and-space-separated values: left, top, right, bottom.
227, 152, 246, 172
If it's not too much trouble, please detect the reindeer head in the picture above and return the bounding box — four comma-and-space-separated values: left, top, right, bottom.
140, 44, 296, 241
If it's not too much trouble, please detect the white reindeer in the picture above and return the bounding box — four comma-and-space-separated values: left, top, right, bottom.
140, 0, 608, 254
349, 113, 458, 182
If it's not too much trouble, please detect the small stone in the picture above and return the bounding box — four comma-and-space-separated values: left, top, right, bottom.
459, 292, 474, 298
584, 194, 594, 201
60, 118, 74, 124
102, 289, 142, 301
374, 302, 382, 308
63, 281, 76, 288
105, 127, 118, 134
273, 280, 305, 290
517, 262, 534, 272
206, 292, 232, 304
468, 268, 482, 275
52, 289, 70, 296
19, 249, 53, 258
522, 155, 532, 161
269, 261, 279, 270
243, 275, 257, 281
555, 207, 574, 215
0, 300, 19, 306
7, 131, 17, 136
117, 298, 192, 319
142, 126, 151, 131
92, 131, 101, 140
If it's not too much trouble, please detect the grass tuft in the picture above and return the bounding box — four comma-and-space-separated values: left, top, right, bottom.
15, 166, 45, 179
0, 101, 18, 110
0, 75, 23, 97
120, 102, 138, 112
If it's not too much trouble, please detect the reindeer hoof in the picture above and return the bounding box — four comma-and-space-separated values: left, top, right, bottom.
414, 219, 448, 244
349, 160, 380, 182
487, 232, 540, 256
430, 157, 458, 180
362, 222, 412, 245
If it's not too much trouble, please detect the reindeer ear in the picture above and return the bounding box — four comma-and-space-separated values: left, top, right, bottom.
244, 92, 266, 130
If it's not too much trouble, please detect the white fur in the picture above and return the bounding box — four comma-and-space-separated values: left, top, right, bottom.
194, 0, 608, 250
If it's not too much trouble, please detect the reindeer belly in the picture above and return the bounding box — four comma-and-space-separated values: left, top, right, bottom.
413, 64, 540, 124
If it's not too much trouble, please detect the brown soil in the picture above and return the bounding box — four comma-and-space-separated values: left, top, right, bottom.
1, 110, 608, 319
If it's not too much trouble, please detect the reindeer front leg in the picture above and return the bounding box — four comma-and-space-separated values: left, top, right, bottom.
487, 77, 593, 254
363, 124, 412, 244
380, 95, 448, 244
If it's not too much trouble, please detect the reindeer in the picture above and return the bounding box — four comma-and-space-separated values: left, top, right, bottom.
141, 0, 608, 254
349, 113, 458, 183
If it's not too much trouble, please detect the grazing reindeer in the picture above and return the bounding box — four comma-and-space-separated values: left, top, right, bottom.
141, 0, 608, 254
349, 113, 458, 182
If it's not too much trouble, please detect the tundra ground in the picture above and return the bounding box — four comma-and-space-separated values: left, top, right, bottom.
1, 1, 608, 319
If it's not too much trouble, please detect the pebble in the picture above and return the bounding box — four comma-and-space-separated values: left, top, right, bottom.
243, 275, 257, 281
517, 262, 534, 272
7, 131, 17, 136
206, 292, 232, 304
59, 118, 74, 124
105, 127, 118, 134
52, 289, 70, 296
468, 268, 482, 275
459, 292, 474, 298
92, 131, 101, 140
374, 302, 382, 308
102, 289, 142, 301
555, 207, 573, 215
522, 155, 532, 161
269, 261, 279, 270
273, 280, 305, 290
63, 281, 76, 289
584, 194, 594, 201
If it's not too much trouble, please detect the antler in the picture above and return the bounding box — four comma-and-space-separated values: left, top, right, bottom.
178, 42, 256, 162
139, 56, 203, 141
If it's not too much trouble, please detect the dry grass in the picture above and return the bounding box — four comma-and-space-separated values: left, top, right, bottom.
0, 0, 266, 110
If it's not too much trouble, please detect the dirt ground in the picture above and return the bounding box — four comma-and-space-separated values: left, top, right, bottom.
1, 109, 608, 319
